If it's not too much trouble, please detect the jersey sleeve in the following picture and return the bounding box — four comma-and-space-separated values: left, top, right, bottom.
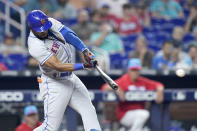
141, 77, 164, 90
28, 38, 53, 65
49, 18, 87, 52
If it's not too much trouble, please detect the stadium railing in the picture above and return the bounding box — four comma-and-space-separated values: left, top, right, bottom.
0, 0, 26, 46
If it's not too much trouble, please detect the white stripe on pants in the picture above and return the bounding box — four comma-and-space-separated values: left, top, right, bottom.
120, 109, 150, 131
33, 73, 101, 131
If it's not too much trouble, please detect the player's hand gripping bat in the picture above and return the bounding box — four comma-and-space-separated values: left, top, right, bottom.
95, 65, 119, 90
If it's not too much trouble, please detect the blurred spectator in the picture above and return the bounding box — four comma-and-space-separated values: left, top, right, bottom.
98, 4, 117, 24
173, 41, 190, 61
13, 0, 27, 7
188, 42, 197, 63
184, 5, 197, 33
96, 0, 128, 17
172, 26, 184, 45
130, 35, 154, 69
0, 18, 4, 42
90, 10, 102, 28
53, 0, 77, 19
135, 2, 151, 27
15, 105, 41, 131
27, 57, 39, 70
155, 40, 190, 70
153, 41, 175, 70
71, 9, 97, 45
25, 0, 57, 15
0, 63, 7, 71
192, 27, 197, 41
115, 3, 142, 36
90, 23, 123, 71
90, 23, 123, 54
150, 0, 184, 19
176, 42, 197, 69
0, 33, 27, 55
102, 58, 164, 131
69, 0, 97, 10
171, 41, 190, 68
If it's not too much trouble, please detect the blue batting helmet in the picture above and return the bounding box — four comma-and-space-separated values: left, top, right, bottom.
27, 10, 52, 32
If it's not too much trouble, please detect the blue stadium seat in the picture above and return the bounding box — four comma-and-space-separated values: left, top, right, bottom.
110, 53, 122, 69
170, 18, 185, 26
143, 26, 157, 33
110, 53, 129, 69
5, 54, 28, 70
184, 9, 190, 18
152, 24, 162, 31
156, 32, 170, 43
60, 18, 78, 26
121, 34, 139, 44
148, 45, 161, 53
0, 54, 5, 63
183, 33, 195, 43
161, 23, 174, 34
129, 0, 139, 4
151, 18, 167, 25
147, 40, 161, 52
143, 32, 156, 41
124, 44, 134, 55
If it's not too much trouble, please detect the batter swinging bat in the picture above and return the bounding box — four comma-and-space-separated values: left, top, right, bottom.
95, 65, 119, 90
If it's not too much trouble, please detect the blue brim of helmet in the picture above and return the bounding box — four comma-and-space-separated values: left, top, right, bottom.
32, 20, 52, 32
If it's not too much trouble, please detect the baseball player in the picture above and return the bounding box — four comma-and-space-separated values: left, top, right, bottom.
27, 10, 101, 131
102, 58, 164, 131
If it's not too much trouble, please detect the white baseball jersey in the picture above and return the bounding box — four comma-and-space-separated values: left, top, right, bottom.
28, 18, 72, 77
28, 18, 101, 131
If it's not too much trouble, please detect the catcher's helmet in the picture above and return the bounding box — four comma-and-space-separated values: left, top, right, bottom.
27, 10, 52, 32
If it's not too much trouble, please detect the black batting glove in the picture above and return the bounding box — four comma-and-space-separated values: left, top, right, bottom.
90, 59, 97, 67
83, 62, 93, 69
83, 60, 98, 69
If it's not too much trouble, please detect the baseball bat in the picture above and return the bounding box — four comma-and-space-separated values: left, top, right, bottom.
95, 65, 119, 90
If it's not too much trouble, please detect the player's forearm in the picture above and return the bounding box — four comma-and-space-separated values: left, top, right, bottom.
184, 20, 192, 33
44, 60, 76, 72
155, 86, 164, 103
43, 55, 84, 72
53, 63, 76, 72
156, 86, 164, 98
156, 86, 164, 92
179, 11, 184, 17
103, 85, 113, 91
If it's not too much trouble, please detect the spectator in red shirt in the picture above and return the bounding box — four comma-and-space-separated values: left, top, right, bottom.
15, 105, 42, 131
0, 63, 7, 71
115, 3, 142, 36
102, 58, 164, 131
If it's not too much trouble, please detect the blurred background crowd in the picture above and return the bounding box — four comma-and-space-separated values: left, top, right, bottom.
1, 0, 197, 72
1, 1, 197, 131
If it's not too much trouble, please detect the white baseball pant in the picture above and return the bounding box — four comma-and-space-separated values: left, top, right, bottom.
120, 109, 150, 131
33, 73, 101, 131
